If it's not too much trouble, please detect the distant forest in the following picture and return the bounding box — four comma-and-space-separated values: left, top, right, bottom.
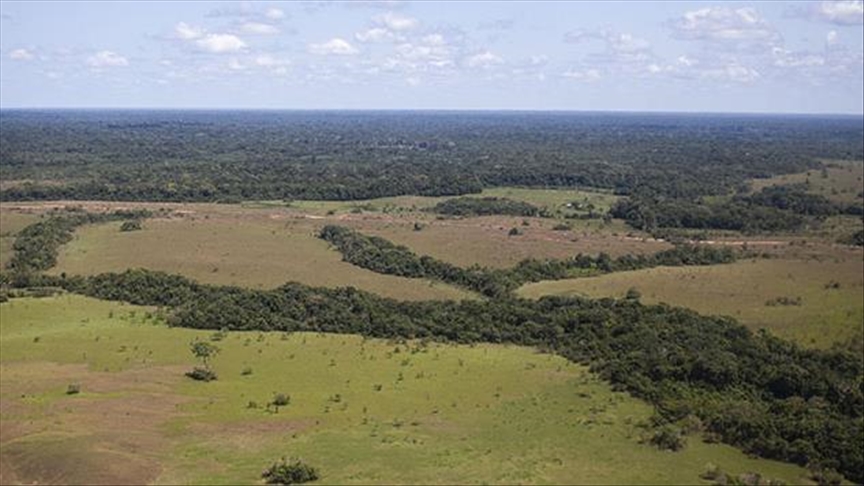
2, 111, 862, 203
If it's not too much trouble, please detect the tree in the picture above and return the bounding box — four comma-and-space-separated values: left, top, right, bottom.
186, 340, 219, 381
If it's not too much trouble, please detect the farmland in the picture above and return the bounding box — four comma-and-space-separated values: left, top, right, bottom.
0, 295, 812, 485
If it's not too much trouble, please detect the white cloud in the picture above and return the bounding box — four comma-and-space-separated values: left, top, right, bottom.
254, 54, 290, 68
374, 12, 418, 31
9, 48, 34, 60
670, 7, 779, 45
772, 47, 825, 68
562, 68, 602, 82
196, 34, 247, 53
465, 51, 504, 68
826, 30, 839, 44
86, 50, 129, 67
355, 27, 392, 43
309, 38, 358, 55
265, 8, 286, 20
175, 21, 205, 40
240, 21, 280, 35
813, 1, 864, 25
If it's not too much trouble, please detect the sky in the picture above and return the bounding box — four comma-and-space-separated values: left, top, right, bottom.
0, 1, 862, 114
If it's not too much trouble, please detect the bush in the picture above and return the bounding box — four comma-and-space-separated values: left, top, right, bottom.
120, 220, 142, 232
262, 457, 319, 485
66, 383, 81, 395
649, 425, 686, 451
185, 367, 217, 381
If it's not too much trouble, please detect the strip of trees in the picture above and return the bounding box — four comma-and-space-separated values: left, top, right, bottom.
318, 225, 737, 298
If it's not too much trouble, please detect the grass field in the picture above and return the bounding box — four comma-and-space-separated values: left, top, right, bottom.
49, 217, 474, 301
0, 295, 812, 485
749, 159, 864, 205
518, 255, 864, 349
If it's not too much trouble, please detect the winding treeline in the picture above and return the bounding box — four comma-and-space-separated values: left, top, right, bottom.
5, 209, 151, 276
3, 268, 860, 483
319, 225, 737, 297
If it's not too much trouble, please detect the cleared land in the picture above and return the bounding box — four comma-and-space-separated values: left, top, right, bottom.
749, 159, 864, 205
518, 255, 864, 349
48, 217, 473, 301
0, 295, 811, 485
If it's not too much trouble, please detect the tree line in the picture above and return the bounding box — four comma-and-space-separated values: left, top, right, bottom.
318, 225, 738, 298
5, 208, 152, 276
611, 184, 864, 234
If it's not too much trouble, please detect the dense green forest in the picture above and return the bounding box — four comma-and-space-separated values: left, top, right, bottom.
611, 184, 864, 233
2, 111, 861, 203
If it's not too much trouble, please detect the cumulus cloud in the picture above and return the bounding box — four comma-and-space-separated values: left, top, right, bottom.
465, 51, 504, 68
9, 48, 34, 60
196, 34, 247, 53
827, 30, 839, 44
669, 7, 779, 45
355, 27, 393, 43
240, 21, 280, 35
175, 21, 205, 40
86, 50, 129, 67
309, 38, 358, 55
811, 1, 864, 25
374, 12, 418, 31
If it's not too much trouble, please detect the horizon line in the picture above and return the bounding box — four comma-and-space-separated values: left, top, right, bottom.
2, 106, 863, 118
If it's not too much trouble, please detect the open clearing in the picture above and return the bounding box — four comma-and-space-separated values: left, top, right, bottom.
0, 295, 811, 485
518, 255, 864, 349
48, 217, 473, 301
749, 159, 864, 205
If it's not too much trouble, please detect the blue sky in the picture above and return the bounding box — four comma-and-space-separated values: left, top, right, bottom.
1, 1, 862, 113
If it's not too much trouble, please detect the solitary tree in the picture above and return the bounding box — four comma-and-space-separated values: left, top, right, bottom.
186, 340, 220, 381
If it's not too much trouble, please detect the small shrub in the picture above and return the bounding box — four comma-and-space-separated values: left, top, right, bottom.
66, 383, 81, 395
241, 367, 253, 376
508, 227, 521, 236
262, 457, 319, 485
649, 425, 686, 451
119, 220, 142, 232
552, 223, 571, 231
186, 367, 218, 381
625, 287, 642, 301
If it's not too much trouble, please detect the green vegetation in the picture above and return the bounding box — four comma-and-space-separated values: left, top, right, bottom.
5, 208, 151, 276
518, 257, 864, 350
3, 112, 860, 203
431, 197, 541, 217
262, 457, 319, 485
0, 295, 814, 485
6, 265, 860, 483
320, 224, 737, 298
